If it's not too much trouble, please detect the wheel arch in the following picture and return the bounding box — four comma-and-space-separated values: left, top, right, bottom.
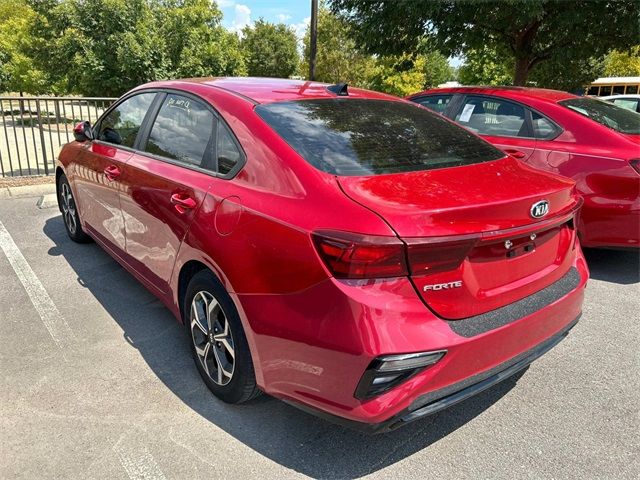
175, 257, 265, 388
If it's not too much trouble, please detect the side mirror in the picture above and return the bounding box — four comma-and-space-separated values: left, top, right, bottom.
73, 121, 94, 142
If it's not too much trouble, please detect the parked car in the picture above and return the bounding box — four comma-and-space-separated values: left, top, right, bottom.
409, 87, 640, 249
600, 94, 640, 113
57, 78, 587, 433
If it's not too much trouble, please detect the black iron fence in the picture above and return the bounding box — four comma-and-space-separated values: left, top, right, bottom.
0, 96, 116, 177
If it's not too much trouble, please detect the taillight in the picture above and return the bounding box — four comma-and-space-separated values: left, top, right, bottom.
405, 236, 478, 276
312, 230, 407, 279
630, 159, 640, 175
312, 230, 477, 279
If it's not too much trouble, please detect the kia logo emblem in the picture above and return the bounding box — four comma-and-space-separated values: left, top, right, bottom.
530, 200, 549, 219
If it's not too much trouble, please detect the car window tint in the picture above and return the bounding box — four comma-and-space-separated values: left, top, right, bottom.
560, 97, 640, 134
455, 96, 527, 137
531, 111, 558, 139
98, 93, 155, 147
217, 122, 242, 175
612, 98, 639, 112
145, 94, 215, 168
255, 99, 504, 176
414, 95, 452, 114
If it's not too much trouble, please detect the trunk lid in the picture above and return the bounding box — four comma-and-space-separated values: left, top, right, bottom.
338, 158, 581, 319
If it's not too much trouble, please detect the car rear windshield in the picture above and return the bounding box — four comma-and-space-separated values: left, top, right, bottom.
255, 99, 504, 176
560, 98, 640, 134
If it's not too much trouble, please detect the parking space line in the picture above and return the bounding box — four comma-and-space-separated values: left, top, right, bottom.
113, 436, 167, 480
0, 220, 75, 353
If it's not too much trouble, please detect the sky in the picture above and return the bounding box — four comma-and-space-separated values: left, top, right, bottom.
218, 0, 311, 39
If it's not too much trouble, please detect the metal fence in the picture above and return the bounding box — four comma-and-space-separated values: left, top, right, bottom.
0, 96, 116, 177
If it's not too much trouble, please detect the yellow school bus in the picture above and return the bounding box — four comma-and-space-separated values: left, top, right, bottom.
586, 77, 640, 96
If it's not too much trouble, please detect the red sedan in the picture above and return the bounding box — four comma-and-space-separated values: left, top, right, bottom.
408, 87, 640, 249
57, 78, 587, 432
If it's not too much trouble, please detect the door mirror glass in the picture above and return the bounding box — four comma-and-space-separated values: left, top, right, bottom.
73, 121, 94, 142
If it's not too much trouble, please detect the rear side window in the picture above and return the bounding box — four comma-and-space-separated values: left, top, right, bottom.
145, 94, 215, 168
413, 95, 452, 114
455, 96, 528, 137
560, 97, 640, 134
255, 99, 503, 176
531, 111, 560, 139
98, 93, 156, 147
217, 122, 243, 175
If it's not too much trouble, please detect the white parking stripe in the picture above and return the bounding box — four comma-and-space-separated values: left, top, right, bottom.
0, 220, 75, 352
113, 436, 167, 480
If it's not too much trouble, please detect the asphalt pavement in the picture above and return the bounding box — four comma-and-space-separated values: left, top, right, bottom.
1, 190, 638, 479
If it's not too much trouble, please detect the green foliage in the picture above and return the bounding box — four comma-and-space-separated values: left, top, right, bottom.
458, 46, 513, 86
603, 46, 640, 77
0, 0, 49, 94
301, 6, 376, 86
331, 0, 640, 85
241, 19, 298, 78
1, 0, 246, 96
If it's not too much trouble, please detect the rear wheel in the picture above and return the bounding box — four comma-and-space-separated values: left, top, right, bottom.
57, 174, 91, 243
185, 270, 261, 403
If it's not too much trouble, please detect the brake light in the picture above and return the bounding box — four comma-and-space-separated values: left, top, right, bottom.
405, 236, 478, 276
312, 230, 407, 279
630, 159, 640, 175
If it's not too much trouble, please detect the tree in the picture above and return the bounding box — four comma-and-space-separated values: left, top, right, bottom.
603, 46, 640, 77
0, 0, 49, 94
156, 0, 245, 79
24, 0, 246, 96
301, 6, 376, 86
241, 19, 298, 78
331, 0, 640, 86
458, 46, 513, 86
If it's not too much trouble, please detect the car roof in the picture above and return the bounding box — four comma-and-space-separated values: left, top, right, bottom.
409, 86, 578, 104
141, 77, 398, 104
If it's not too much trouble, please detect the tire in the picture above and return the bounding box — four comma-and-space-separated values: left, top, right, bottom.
57, 173, 91, 243
185, 270, 261, 404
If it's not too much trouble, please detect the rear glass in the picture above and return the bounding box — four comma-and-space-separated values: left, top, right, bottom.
560, 98, 640, 134
255, 99, 504, 176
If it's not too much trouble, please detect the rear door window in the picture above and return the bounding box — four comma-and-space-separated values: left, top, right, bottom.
455, 96, 529, 137
98, 93, 156, 147
412, 95, 453, 114
144, 94, 216, 169
255, 99, 504, 176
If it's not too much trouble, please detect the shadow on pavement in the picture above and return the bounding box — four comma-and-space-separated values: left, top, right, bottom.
44, 215, 525, 479
583, 248, 640, 285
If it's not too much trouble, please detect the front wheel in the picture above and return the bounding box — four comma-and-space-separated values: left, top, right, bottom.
185, 270, 261, 404
57, 174, 91, 243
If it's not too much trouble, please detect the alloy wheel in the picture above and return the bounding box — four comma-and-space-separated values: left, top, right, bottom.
190, 291, 235, 386
60, 183, 77, 235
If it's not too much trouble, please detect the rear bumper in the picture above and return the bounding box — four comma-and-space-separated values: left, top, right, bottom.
286, 314, 580, 433
238, 249, 588, 428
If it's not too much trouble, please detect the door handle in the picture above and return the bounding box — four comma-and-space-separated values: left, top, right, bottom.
104, 165, 121, 180
504, 149, 526, 159
170, 193, 197, 214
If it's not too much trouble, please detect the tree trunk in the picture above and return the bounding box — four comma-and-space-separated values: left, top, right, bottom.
513, 57, 530, 86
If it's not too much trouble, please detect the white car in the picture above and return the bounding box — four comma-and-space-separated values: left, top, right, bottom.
600, 94, 640, 113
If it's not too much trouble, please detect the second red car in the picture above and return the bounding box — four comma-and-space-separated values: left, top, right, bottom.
409, 86, 640, 249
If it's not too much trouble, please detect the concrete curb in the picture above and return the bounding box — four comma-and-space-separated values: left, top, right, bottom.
1, 183, 56, 199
